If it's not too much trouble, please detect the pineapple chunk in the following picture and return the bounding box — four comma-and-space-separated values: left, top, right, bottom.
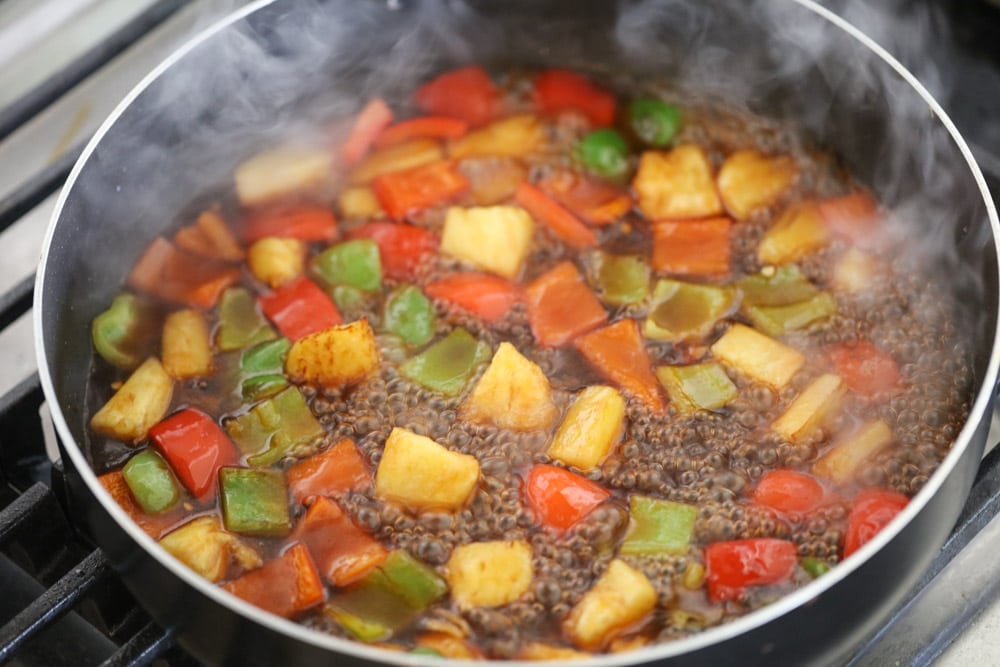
834, 248, 879, 293
710, 323, 804, 390
159, 516, 261, 582
461, 342, 558, 431
519, 643, 591, 661
446, 540, 533, 609
548, 386, 625, 471
234, 146, 332, 207
633, 145, 723, 220
338, 186, 384, 219
440, 206, 534, 279
758, 200, 830, 265
415, 634, 481, 659
247, 237, 305, 288
285, 319, 380, 389
813, 420, 894, 483
564, 559, 657, 651
448, 115, 545, 160
375, 427, 480, 511
350, 138, 442, 184
772, 373, 846, 441
717, 149, 797, 220
90, 357, 173, 443
161, 309, 213, 379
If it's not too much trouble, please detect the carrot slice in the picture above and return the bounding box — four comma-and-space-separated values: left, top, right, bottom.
291, 496, 388, 587
372, 160, 469, 221
287, 439, 371, 504
524, 261, 607, 347
223, 542, 325, 618
174, 210, 244, 261
128, 237, 240, 309
651, 217, 731, 276
340, 98, 394, 165
574, 319, 663, 411
425, 272, 520, 323
515, 182, 598, 248
539, 171, 632, 225
242, 204, 338, 244
374, 116, 469, 148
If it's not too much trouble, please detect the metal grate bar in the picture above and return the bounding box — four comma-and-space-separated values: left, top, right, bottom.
0, 144, 80, 235
100, 621, 175, 667
0, 273, 31, 331
0, 483, 49, 545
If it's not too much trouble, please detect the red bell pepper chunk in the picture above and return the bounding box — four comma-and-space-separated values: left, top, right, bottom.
372, 160, 470, 221
515, 182, 598, 249
525, 464, 611, 531
340, 97, 394, 165
148, 408, 239, 502
705, 538, 799, 602
753, 470, 826, 515
128, 237, 240, 309
533, 69, 616, 127
287, 438, 371, 505
223, 542, 325, 618
424, 272, 520, 323
347, 222, 438, 281
827, 340, 901, 398
652, 218, 732, 277
98, 471, 182, 539
413, 66, 502, 127
818, 191, 881, 245
843, 488, 909, 558
574, 319, 664, 411
242, 204, 339, 244
524, 261, 607, 347
292, 496, 389, 587
258, 276, 342, 342
539, 171, 632, 226
374, 116, 469, 148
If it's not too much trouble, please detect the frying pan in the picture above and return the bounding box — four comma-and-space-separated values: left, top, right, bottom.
33, 0, 1000, 664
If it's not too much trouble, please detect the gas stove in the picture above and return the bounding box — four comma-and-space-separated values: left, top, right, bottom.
0, 0, 998, 664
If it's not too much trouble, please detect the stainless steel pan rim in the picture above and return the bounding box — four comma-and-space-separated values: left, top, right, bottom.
32, 0, 1000, 664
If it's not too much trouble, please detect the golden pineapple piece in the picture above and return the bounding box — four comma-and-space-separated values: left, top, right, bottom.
234, 146, 333, 207
161, 309, 213, 379
159, 516, 261, 583
758, 200, 830, 265
415, 633, 481, 659
519, 643, 592, 661
564, 559, 657, 651
446, 540, 533, 609
633, 145, 723, 220
350, 138, 442, 184
461, 342, 558, 431
717, 149, 797, 220
448, 115, 545, 160
285, 319, 380, 389
247, 237, 305, 288
772, 373, 846, 441
710, 323, 805, 390
90, 357, 173, 443
813, 420, 894, 483
375, 427, 480, 511
548, 386, 625, 471
440, 206, 534, 279
338, 186, 384, 219
833, 248, 880, 293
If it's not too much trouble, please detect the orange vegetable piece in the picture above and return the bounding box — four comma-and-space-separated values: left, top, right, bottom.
287, 438, 371, 504
97, 471, 182, 539
242, 204, 339, 244
347, 222, 438, 281
651, 218, 732, 277
752, 470, 826, 514
372, 160, 469, 221
574, 319, 664, 411
223, 542, 325, 618
514, 182, 598, 248
374, 116, 469, 148
525, 464, 611, 531
844, 488, 908, 557
539, 171, 632, 225
291, 496, 388, 587
818, 191, 881, 245
533, 69, 616, 127
128, 237, 240, 309
524, 261, 607, 347
827, 340, 902, 398
425, 272, 520, 323
413, 66, 502, 127
173, 210, 244, 262
340, 98, 394, 165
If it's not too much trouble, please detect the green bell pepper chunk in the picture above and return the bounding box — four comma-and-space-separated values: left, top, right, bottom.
240, 338, 290, 401
593, 252, 650, 306
656, 362, 738, 416
121, 449, 180, 514
400, 329, 491, 396
620, 495, 698, 555
643, 279, 736, 342
217, 288, 276, 352
801, 557, 831, 578
383, 285, 435, 346
380, 549, 448, 608
219, 467, 291, 537
331, 284, 366, 310
744, 291, 837, 337
738, 265, 818, 307
411, 647, 443, 657
630, 97, 681, 147
325, 606, 395, 643
225, 387, 324, 466
314, 239, 382, 292
576, 129, 629, 180
91, 293, 157, 370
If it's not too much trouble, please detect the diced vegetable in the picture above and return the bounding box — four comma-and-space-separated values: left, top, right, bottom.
818, 191, 880, 244
539, 171, 632, 225
347, 222, 438, 281
90, 358, 173, 443
772, 373, 846, 442
375, 116, 470, 148
801, 557, 831, 578
576, 129, 629, 180
240, 338, 290, 401
563, 559, 657, 651
287, 438, 370, 504
710, 323, 804, 390
247, 237, 305, 288
285, 319, 380, 389
122, 449, 180, 514
128, 237, 240, 309
292, 496, 388, 586
375, 427, 480, 511
234, 146, 333, 207
525, 261, 608, 347
655, 362, 737, 416
519, 643, 591, 661
460, 156, 528, 206
219, 467, 291, 537
161, 309, 213, 379
372, 160, 469, 220
417, 634, 482, 659
737, 265, 817, 306
633, 145, 723, 220
440, 205, 534, 279
259, 277, 342, 342
242, 204, 338, 244
223, 542, 325, 618
351, 138, 443, 185
812, 420, 893, 484
716, 149, 797, 220
216, 287, 277, 352
425, 273, 520, 323
744, 292, 837, 337
757, 200, 829, 265
514, 183, 598, 249
91, 293, 157, 370
620, 496, 698, 555
574, 319, 664, 412
313, 239, 383, 292
843, 488, 908, 558
98, 471, 180, 538
547, 386, 625, 471
591, 252, 650, 305
337, 187, 384, 219
149, 407, 238, 500
340, 98, 394, 165
705, 538, 798, 602
383, 285, 435, 346
173, 210, 244, 262
643, 279, 736, 342
833, 247, 879, 293
826, 340, 901, 398
651, 218, 731, 277
446, 540, 533, 608
225, 386, 324, 466
524, 464, 610, 531
629, 98, 681, 146
533, 69, 616, 127
461, 342, 558, 431
159, 516, 261, 582
400, 328, 491, 396
682, 561, 706, 591
413, 66, 502, 126
752, 470, 825, 514
448, 114, 545, 160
